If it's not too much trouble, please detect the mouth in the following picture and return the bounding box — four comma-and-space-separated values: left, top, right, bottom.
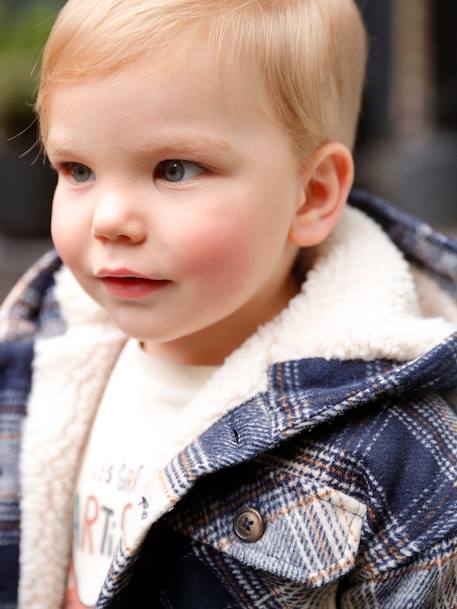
96, 268, 171, 298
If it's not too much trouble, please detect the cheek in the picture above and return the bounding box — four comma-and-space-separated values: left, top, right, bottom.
170, 180, 293, 282
171, 209, 258, 283
50, 193, 88, 270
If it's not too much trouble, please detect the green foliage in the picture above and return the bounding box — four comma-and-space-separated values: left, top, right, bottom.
0, 1, 59, 126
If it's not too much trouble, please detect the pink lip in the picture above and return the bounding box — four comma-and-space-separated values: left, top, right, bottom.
96, 268, 171, 298
96, 267, 152, 279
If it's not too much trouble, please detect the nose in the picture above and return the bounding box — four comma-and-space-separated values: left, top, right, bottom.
92, 189, 146, 244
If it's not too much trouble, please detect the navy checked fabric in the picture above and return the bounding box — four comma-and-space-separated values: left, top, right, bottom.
100, 373, 457, 608
0, 341, 32, 608
0, 251, 62, 609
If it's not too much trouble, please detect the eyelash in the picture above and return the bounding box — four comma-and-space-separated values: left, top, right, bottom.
52, 160, 209, 183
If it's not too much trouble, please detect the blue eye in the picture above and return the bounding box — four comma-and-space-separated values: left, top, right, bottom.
64, 163, 94, 183
158, 160, 203, 182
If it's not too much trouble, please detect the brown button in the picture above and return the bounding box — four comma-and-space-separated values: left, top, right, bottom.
233, 508, 265, 543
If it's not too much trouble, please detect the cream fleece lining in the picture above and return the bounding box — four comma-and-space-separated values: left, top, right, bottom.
18, 206, 457, 609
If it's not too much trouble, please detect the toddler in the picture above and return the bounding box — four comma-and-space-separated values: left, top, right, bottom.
1, 1, 457, 608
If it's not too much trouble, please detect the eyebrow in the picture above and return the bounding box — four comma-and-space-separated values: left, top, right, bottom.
138, 135, 234, 156
46, 134, 235, 161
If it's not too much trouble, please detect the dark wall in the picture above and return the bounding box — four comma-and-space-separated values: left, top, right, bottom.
354, 0, 457, 227
356, 0, 393, 144
435, 0, 457, 131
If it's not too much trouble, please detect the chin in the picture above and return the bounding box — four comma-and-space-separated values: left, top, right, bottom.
109, 317, 176, 344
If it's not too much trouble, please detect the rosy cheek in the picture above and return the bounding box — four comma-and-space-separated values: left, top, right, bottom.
171, 213, 253, 282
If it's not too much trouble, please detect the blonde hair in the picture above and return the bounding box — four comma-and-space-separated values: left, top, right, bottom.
36, 0, 368, 159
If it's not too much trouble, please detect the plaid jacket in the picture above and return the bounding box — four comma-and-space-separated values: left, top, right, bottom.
1, 191, 457, 609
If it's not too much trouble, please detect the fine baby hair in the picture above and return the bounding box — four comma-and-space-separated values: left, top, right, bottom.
36, 0, 367, 160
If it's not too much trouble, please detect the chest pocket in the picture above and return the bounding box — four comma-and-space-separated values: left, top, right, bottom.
166, 462, 367, 589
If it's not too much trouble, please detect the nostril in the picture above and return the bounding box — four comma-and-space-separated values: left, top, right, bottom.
92, 222, 145, 244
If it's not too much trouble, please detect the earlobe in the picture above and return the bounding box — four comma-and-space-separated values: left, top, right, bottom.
289, 142, 354, 247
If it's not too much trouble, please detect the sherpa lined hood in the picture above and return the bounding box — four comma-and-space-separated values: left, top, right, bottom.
2, 190, 457, 609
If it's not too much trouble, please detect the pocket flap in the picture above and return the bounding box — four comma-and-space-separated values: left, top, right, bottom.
168, 470, 367, 588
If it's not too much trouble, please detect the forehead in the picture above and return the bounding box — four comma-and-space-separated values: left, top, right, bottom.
45, 44, 277, 154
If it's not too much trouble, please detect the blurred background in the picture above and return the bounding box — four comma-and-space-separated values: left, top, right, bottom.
0, 0, 456, 300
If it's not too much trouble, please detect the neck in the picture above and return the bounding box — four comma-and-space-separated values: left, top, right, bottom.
143, 271, 300, 366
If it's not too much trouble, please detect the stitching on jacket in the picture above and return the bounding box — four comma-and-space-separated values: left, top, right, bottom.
172, 475, 366, 579
265, 471, 366, 518
226, 512, 360, 575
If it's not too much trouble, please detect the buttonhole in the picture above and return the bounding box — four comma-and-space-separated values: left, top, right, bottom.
232, 427, 240, 444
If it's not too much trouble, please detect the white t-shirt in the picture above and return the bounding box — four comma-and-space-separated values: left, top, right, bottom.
63, 339, 218, 608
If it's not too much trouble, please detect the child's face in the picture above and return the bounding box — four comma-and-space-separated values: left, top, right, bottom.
46, 50, 305, 364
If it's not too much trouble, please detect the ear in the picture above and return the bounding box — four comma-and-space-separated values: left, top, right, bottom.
289, 142, 354, 247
